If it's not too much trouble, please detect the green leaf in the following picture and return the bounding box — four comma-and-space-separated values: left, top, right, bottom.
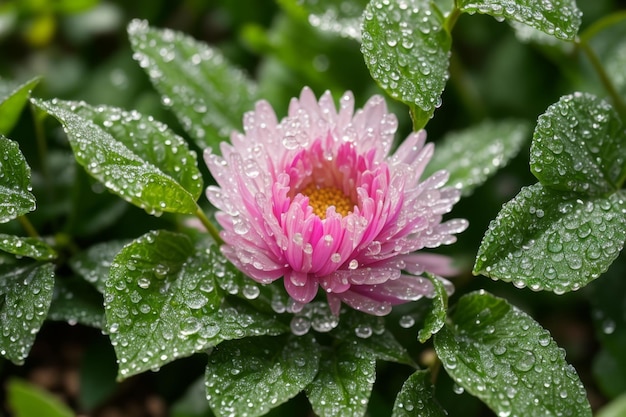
530, 93, 626, 195
69, 239, 131, 293
0, 262, 55, 364
306, 341, 377, 417
597, 392, 626, 417
474, 183, 626, 293
0, 234, 57, 261
277, 0, 368, 40
105, 230, 287, 379
361, 0, 452, 129
418, 274, 448, 343
332, 309, 416, 366
434, 291, 591, 417
6, 378, 74, 417
205, 334, 321, 417
457, 0, 581, 41
0, 136, 36, 223
0, 77, 40, 135
426, 120, 530, 196
31, 98, 202, 215
392, 370, 446, 417
47, 276, 105, 329
127, 19, 259, 151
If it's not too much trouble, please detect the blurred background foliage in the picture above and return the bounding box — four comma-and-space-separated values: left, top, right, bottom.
1, 0, 626, 416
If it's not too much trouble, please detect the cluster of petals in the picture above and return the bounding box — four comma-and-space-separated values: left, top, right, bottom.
204, 87, 468, 316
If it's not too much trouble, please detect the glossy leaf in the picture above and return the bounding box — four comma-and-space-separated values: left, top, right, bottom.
0, 136, 36, 223
306, 340, 377, 417
434, 291, 591, 417
332, 309, 415, 366
128, 19, 258, 151
530, 93, 626, 195
474, 184, 626, 293
426, 120, 530, 196
277, 0, 368, 40
31, 99, 202, 215
0, 262, 55, 364
457, 0, 582, 40
0, 77, 40, 135
105, 230, 287, 379
69, 239, 131, 293
205, 334, 321, 417
418, 274, 448, 343
361, 0, 452, 129
47, 276, 105, 329
0, 234, 57, 261
392, 370, 446, 417
6, 378, 73, 417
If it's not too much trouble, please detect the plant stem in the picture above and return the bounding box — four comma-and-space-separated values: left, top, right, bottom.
196, 207, 223, 245
18, 216, 39, 238
577, 38, 626, 119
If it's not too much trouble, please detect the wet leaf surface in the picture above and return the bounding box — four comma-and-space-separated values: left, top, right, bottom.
434, 291, 592, 417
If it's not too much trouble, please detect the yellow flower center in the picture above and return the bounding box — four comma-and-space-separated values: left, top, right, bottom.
301, 184, 354, 218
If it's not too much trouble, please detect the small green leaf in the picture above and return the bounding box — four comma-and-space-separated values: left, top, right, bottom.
0, 136, 36, 223
418, 274, 448, 343
0, 234, 57, 261
392, 370, 446, 417
105, 230, 287, 379
31, 99, 202, 215
426, 120, 530, 196
69, 239, 131, 293
474, 184, 626, 293
306, 341, 376, 417
530, 93, 626, 195
434, 291, 592, 417
0, 77, 40, 135
0, 262, 55, 364
333, 309, 416, 366
457, 0, 581, 40
205, 334, 321, 417
277, 0, 368, 40
7, 378, 74, 417
361, 0, 452, 129
128, 19, 259, 151
48, 276, 105, 329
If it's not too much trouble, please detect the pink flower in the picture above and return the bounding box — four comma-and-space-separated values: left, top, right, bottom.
205, 87, 467, 316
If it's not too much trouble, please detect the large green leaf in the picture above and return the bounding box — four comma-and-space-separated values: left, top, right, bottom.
277, 0, 368, 40
361, 0, 452, 129
457, 0, 581, 40
0, 262, 55, 364
474, 183, 626, 293
530, 93, 626, 195
426, 120, 530, 196
0, 234, 57, 261
205, 334, 321, 417
31, 99, 202, 215
105, 230, 287, 379
0, 136, 36, 223
392, 370, 446, 417
434, 291, 591, 417
306, 341, 377, 417
6, 378, 74, 417
128, 19, 259, 151
0, 77, 40, 135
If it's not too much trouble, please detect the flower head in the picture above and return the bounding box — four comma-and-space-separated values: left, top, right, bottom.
205, 87, 467, 316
